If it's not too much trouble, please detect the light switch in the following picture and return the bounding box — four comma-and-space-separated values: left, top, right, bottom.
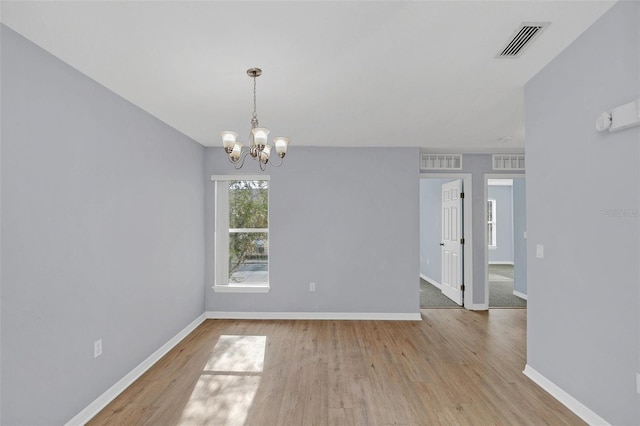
536, 244, 544, 259
523, 231, 527, 239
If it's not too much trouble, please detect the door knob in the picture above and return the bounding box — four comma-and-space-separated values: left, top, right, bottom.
440, 243, 445, 246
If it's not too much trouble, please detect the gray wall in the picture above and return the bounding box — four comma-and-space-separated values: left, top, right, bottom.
524, 2, 639, 424
1, 26, 206, 425
512, 178, 527, 295
487, 185, 513, 263
419, 179, 455, 283
205, 147, 420, 314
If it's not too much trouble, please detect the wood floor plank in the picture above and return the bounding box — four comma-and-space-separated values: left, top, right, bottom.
88, 310, 584, 426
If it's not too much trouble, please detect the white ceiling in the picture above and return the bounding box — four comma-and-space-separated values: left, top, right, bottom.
1, 1, 615, 151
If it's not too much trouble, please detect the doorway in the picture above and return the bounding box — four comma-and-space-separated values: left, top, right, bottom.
485, 176, 527, 308
419, 174, 473, 309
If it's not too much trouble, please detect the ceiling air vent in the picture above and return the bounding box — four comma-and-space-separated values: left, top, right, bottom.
493, 154, 525, 171
421, 154, 462, 170
497, 22, 549, 58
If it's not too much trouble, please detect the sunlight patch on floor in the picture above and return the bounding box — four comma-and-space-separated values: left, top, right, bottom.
179, 335, 266, 425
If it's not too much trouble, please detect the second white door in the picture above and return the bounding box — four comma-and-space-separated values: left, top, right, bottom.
441, 179, 463, 305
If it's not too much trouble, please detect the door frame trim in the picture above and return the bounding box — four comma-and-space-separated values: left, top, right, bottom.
420, 173, 473, 309
483, 173, 526, 307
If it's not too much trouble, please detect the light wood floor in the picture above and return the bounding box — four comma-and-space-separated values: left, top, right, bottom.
89, 310, 584, 425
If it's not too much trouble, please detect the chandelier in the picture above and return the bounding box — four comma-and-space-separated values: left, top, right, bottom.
220, 68, 290, 171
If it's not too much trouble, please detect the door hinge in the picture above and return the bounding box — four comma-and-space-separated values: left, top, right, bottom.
460, 238, 465, 244
460, 192, 465, 198
461, 284, 465, 292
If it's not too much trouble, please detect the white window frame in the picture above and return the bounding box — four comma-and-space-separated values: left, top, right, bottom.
212, 175, 270, 293
488, 198, 497, 249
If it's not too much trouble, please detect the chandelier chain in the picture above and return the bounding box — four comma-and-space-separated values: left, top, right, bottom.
251, 77, 258, 128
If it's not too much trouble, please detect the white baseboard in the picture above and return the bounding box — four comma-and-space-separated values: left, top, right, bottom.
523, 365, 609, 426
488, 261, 514, 265
206, 311, 421, 321
513, 290, 528, 300
467, 303, 488, 310
420, 274, 442, 290
65, 313, 207, 426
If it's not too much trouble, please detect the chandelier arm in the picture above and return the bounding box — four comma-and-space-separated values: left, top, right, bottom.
267, 155, 284, 167
250, 145, 260, 160
233, 158, 245, 170
228, 149, 251, 170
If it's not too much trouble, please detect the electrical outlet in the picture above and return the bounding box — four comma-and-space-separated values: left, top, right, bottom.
94, 339, 102, 358
426, 259, 430, 266
309, 282, 316, 292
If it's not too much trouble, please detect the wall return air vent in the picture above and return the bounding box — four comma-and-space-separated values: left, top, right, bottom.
497, 22, 549, 58
493, 154, 525, 170
421, 154, 462, 170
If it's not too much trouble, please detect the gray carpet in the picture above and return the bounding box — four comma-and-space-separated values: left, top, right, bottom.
420, 265, 526, 309
489, 264, 526, 308
420, 279, 461, 308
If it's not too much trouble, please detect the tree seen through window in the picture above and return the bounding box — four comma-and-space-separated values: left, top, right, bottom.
228, 180, 269, 283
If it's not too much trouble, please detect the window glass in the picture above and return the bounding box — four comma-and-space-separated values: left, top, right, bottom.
215, 178, 269, 289
488, 199, 496, 248
228, 180, 268, 285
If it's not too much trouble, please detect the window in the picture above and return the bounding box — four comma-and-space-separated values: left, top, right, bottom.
213, 175, 269, 293
488, 199, 497, 249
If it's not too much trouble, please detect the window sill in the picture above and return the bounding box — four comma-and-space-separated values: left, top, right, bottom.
213, 285, 270, 293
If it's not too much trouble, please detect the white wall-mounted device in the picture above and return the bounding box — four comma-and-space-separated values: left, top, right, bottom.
596, 98, 640, 132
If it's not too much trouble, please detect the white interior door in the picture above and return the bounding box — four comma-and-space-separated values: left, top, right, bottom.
441, 180, 464, 305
